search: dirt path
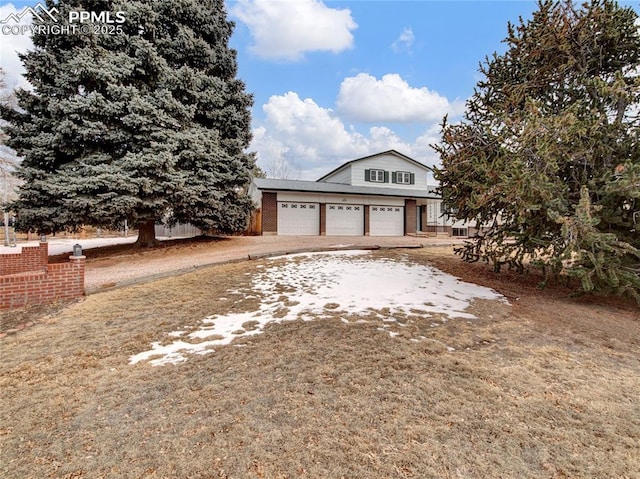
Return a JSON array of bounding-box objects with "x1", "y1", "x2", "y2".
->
[{"x1": 82, "y1": 235, "x2": 463, "y2": 293}]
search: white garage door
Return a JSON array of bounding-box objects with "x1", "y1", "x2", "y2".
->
[
  {"x1": 370, "y1": 206, "x2": 404, "y2": 236},
  {"x1": 277, "y1": 202, "x2": 319, "y2": 235},
  {"x1": 326, "y1": 204, "x2": 364, "y2": 236}
]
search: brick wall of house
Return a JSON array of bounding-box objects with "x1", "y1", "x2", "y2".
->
[
  {"x1": 319, "y1": 203, "x2": 326, "y2": 236},
  {"x1": 262, "y1": 192, "x2": 277, "y2": 235},
  {"x1": 0, "y1": 243, "x2": 85, "y2": 310},
  {"x1": 364, "y1": 205, "x2": 370, "y2": 236},
  {"x1": 425, "y1": 225, "x2": 452, "y2": 235},
  {"x1": 404, "y1": 199, "x2": 417, "y2": 235}
]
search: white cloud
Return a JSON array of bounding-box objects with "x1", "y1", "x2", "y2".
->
[
  {"x1": 391, "y1": 27, "x2": 414, "y2": 53},
  {"x1": 251, "y1": 91, "x2": 369, "y2": 178},
  {"x1": 250, "y1": 91, "x2": 446, "y2": 180},
  {"x1": 0, "y1": 3, "x2": 33, "y2": 91},
  {"x1": 336, "y1": 73, "x2": 465, "y2": 123},
  {"x1": 230, "y1": 0, "x2": 357, "y2": 61},
  {"x1": 367, "y1": 126, "x2": 412, "y2": 154}
]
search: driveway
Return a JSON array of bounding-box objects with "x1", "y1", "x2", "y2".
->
[{"x1": 84, "y1": 235, "x2": 464, "y2": 293}]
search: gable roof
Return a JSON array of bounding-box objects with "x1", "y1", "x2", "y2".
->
[
  {"x1": 317, "y1": 150, "x2": 432, "y2": 182},
  {"x1": 253, "y1": 178, "x2": 438, "y2": 199}
]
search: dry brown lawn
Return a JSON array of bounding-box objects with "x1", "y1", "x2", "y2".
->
[{"x1": 1, "y1": 248, "x2": 639, "y2": 479}]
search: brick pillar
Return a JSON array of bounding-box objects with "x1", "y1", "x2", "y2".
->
[
  {"x1": 364, "y1": 205, "x2": 370, "y2": 236},
  {"x1": 40, "y1": 241, "x2": 49, "y2": 269},
  {"x1": 405, "y1": 199, "x2": 417, "y2": 235},
  {"x1": 261, "y1": 192, "x2": 278, "y2": 235},
  {"x1": 319, "y1": 203, "x2": 326, "y2": 236},
  {"x1": 69, "y1": 255, "x2": 86, "y2": 296}
]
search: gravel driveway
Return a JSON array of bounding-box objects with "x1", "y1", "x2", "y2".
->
[{"x1": 84, "y1": 235, "x2": 462, "y2": 293}]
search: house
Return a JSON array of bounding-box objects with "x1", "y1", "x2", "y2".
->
[{"x1": 249, "y1": 150, "x2": 477, "y2": 237}]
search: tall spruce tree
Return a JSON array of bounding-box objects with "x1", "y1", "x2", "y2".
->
[
  {"x1": 1, "y1": 68, "x2": 21, "y2": 243},
  {"x1": 433, "y1": 0, "x2": 640, "y2": 300},
  {"x1": 1, "y1": 0, "x2": 255, "y2": 246}
]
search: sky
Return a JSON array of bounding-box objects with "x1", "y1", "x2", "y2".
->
[{"x1": 1, "y1": 0, "x2": 638, "y2": 180}]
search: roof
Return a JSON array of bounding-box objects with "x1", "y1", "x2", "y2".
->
[
  {"x1": 317, "y1": 150, "x2": 433, "y2": 182},
  {"x1": 252, "y1": 178, "x2": 439, "y2": 199}
]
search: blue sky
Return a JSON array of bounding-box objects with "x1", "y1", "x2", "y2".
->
[
  {"x1": 2, "y1": 0, "x2": 639, "y2": 179},
  {"x1": 227, "y1": 0, "x2": 544, "y2": 179}
]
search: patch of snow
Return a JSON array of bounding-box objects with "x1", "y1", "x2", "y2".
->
[
  {"x1": 0, "y1": 235, "x2": 194, "y2": 256},
  {"x1": 130, "y1": 251, "x2": 508, "y2": 366},
  {"x1": 129, "y1": 340, "x2": 216, "y2": 366},
  {"x1": 269, "y1": 250, "x2": 367, "y2": 261},
  {"x1": 378, "y1": 327, "x2": 400, "y2": 338}
]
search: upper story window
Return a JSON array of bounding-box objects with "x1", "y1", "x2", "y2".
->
[
  {"x1": 366, "y1": 169, "x2": 386, "y2": 183},
  {"x1": 365, "y1": 168, "x2": 417, "y2": 184},
  {"x1": 396, "y1": 171, "x2": 411, "y2": 184},
  {"x1": 392, "y1": 171, "x2": 415, "y2": 185}
]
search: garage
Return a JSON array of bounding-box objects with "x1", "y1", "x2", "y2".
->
[
  {"x1": 326, "y1": 204, "x2": 364, "y2": 236},
  {"x1": 370, "y1": 205, "x2": 404, "y2": 236},
  {"x1": 277, "y1": 202, "x2": 320, "y2": 235}
]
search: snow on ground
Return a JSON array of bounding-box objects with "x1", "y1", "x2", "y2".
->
[
  {"x1": 130, "y1": 250, "x2": 508, "y2": 366},
  {"x1": 0, "y1": 237, "x2": 137, "y2": 255},
  {"x1": 0, "y1": 236, "x2": 194, "y2": 255}
]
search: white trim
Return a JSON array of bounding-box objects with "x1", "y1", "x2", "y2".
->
[
  {"x1": 396, "y1": 171, "x2": 411, "y2": 184},
  {"x1": 370, "y1": 169, "x2": 385, "y2": 183},
  {"x1": 277, "y1": 192, "x2": 404, "y2": 207}
]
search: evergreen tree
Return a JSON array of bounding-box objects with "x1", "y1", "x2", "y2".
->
[
  {"x1": 433, "y1": 0, "x2": 640, "y2": 300},
  {"x1": 1, "y1": 0, "x2": 255, "y2": 246},
  {"x1": 1, "y1": 68, "x2": 22, "y2": 244}
]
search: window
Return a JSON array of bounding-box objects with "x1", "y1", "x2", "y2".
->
[
  {"x1": 395, "y1": 171, "x2": 412, "y2": 184},
  {"x1": 365, "y1": 169, "x2": 387, "y2": 183},
  {"x1": 369, "y1": 169, "x2": 385, "y2": 182}
]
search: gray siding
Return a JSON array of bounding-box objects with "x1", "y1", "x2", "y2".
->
[{"x1": 319, "y1": 165, "x2": 351, "y2": 184}]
